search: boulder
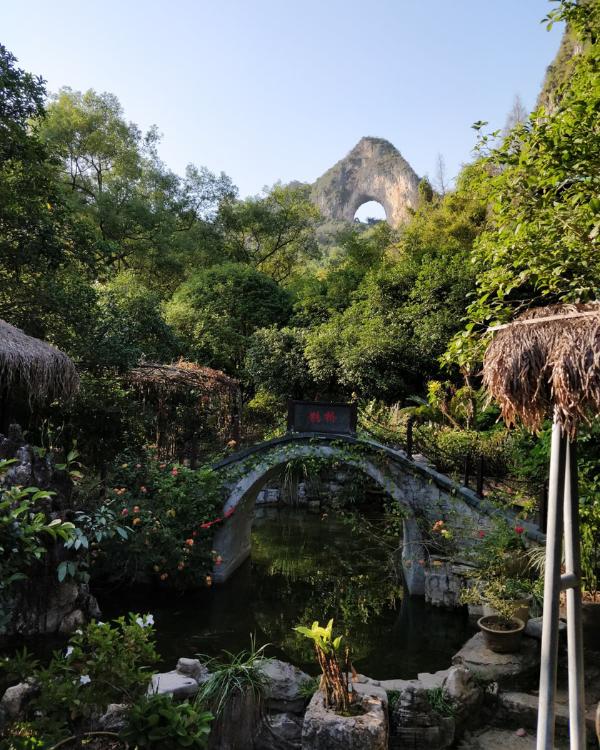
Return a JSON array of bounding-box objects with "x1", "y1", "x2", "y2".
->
[
  {"x1": 255, "y1": 712, "x2": 303, "y2": 750},
  {"x1": 259, "y1": 659, "x2": 312, "y2": 714},
  {"x1": 97, "y1": 703, "x2": 129, "y2": 732},
  {"x1": 176, "y1": 657, "x2": 209, "y2": 684},
  {"x1": 452, "y1": 633, "x2": 539, "y2": 689},
  {"x1": 524, "y1": 617, "x2": 566, "y2": 640},
  {"x1": 148, "y1": 671, "x2": 199, "y2": 699},
  {"x1": 302, "y1": 689, "x2": 388, "y2": 750},
  {"x1": 0, "y1": 679, "x2": 38, "y2": 723}
]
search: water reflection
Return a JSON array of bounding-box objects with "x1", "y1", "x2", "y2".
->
[{"x1": 99, "y1": 507, "x2": 471, "y2": 679}]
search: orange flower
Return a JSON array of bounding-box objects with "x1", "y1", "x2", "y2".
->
[
  {"x1": 185, "y1": 538, "x2": 194, "y2": 547},
  {"x1": 132, "y1": 517, "x2": 142, "y2": 526},
  {"x1": 160, "y1": 572, "x2": 168, "y2": 581}
]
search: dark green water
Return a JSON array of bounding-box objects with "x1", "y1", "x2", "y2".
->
[{"x1": 99, "y1": 507, "x2": 472, "y2": 679}]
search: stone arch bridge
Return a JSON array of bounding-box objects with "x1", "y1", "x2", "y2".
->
[{"x1": 211, "y1": 433, "x2": 544, "y2": 595}]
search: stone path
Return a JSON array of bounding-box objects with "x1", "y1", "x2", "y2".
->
[{"x1": 457, "y1": 728, "x2": 569, "y2": 750}]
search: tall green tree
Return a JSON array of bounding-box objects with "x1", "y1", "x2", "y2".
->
[
  {"x1": 447, "y1": 0, "x2": 600, "y2": 370},
  {"x1": 39, "y1": 88, "x2": 235, "y2": 282},
  {"x1": 218, "y1": 183, "x2": 321, "y2": 282},
  {"x1": 165, "y1": 263, "x2": 291, "y2": 374}
]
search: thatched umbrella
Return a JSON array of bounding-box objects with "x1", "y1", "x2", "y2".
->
[
  {"x1": 484, "y1": 302, "x2": 600, "y2": 750},
  {"x1": 0, "y1": 320, "x2": 79, "y2": 421}
]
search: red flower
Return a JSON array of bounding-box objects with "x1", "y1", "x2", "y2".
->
[
  {"x1": 185, "y1": 538, "x2": 194, "y2": 547},
  {"x1": 121, "y1": 508, "x2": 129, "y2": 516},
  {"x1": 477, "y1": 530, "x2": 486, "y2": 538},
  {"x1": 132, "y1": 505, "x2": 140, "y2": 514},
  {"x1": 171, "y1": 468, "x2": 179, "y2": 477},
  {"x1": 515, "y1": 526, "x2": 524, "y2": 534}
]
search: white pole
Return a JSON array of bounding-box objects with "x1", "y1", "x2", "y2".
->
[
  {"x1": 536, "y1": 415, "x2": 567, "y2": 750},
  {"x1": 563, "y1": 439, "x2": 586, "y2": 749}
]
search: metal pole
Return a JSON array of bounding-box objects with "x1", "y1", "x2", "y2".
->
[
  {"x1": 563, "y1": 439, "x2": 586, "y2": 750},
  {"x1": 537, "y1": 415, "x2": 568, "y2": 750}
]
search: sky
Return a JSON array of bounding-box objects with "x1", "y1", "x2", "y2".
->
[{"x1": 3, "y1": 1, "x2": 563, "y2": 215}]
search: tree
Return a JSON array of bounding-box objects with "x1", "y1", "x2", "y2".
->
[
  {"x1": 165, "y1": 263, "x2": 292, "y2": 374},
  {"x1": 218, "y1": 183, "x2": 321, "y2": 282},
  {"x1": 39, "y1": 88, "x2": 235, "y2": 277},
  {"x1": 0, "y1": 46, "x2": 91, "y2": 335},
  {"x1": 446, "y1": 0, "x2": 600, "y2": 370},
  {"x1": 502, "y1": 94, "x2": 528, "y2": 135},
  {"x1": 434, "y1": 153, "x2": 448, "y2": 196},
  {"x1": 245, "y1": 327, "x2": 313, "y2": 400}
]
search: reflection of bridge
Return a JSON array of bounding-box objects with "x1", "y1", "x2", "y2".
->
[{"x1": 212, "y1": 433, "x2": 544, "y2": 594}]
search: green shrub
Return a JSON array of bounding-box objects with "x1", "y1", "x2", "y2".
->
[
  {"x1": 27, "y1": 614, "x2": 158, "y2": 741},
  {"x1": 122, "y1": 694, "x2": 213, "y2": 749}
]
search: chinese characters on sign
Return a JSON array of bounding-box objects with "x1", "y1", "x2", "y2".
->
[{"x1": 287, "y1": 401, "x2": 357, "y2": 435}]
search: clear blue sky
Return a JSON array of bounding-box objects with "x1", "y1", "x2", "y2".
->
[{"x1": 3, "y1": 1, "x2": 563, "y2": 204}]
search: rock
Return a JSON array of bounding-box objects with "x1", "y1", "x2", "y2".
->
[
  {"x1": 452, "y1": 633, "x2": 539, "y2": 689},
  {"x1": 255, "y1": 712, "x2": 303, "y2": 750},
  {"x1": 389, "y1": 682, "x2": 455, "y2": 749},
  {"x1": 302, "y1": 689, "x2": 388, "y2": 750},
  {"x1": 311, "y1": 137, "x2": 420, "y2": 227},
  {"x1": 418, "y1": 669, "x2": 451, "y2": 690},
  {"x1": 444, "y1": 667, "x2": 481, "y2": 707},
  {"x1": 259, "y1": 659, "x2": 311, "y2": 714},
  {"x1": 59, "y1": 608, "x2": 86, "y2": 633},
  {"x1": 148, "y1": 671, "x2": 199, "y2": 699},
  {"x1": 524, "y1": 616, "x2": 566, "y2": 640},
  {"x1": 97, "y1": 703, "x2": 129, "y2": 732},
  {"x1": 0, "y1": 679, "x2": 38, "y2": 723},
  {"x1": 497, "y1": 691, "x2": 598, "y2": 737},
  {"x1": 176, "y1": 657, "x2": 209, "y2": 684},
  {"x1": 596, "y1": 701, "x2": 600, "y2": 745}
]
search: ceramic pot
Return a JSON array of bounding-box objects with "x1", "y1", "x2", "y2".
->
[{"x1": 478, "y1": 615, "x2": 525, "y2": 654}]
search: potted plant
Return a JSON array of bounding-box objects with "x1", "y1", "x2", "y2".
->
[
  {"x1": 294, "y1": 619, "x2": 388, "y2": 750},
  {"x1": 461, "y1": 577, "x2": 532, "y2": 652}
]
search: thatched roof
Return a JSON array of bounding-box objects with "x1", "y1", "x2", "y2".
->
[
  {"x1": 129, "y1": 360, "x2": 239, "y2": 396},
  {"x1": 483, "y1": 303, "x2": 600, "y2": 436},
  {"x1": 0, "y1": 319, "x2": 79, "y2": 402}
]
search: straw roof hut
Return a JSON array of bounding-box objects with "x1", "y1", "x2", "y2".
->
[
  {"x1": 0, "y1": 319, "x2": 79, "y2": 404},
  {"x1": 483, "y1": 302, "x2": 600, "y2": 437},
  {"x1": 129, "y1": 360, "x2": 241, "y2": 462}
]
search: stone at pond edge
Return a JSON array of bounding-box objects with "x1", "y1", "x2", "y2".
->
[
  {"x1": 176, "y1": 657, "x2": 209, "y2": 684},
  {"x1": 389, "y1": 682, "x2": 455, "y2": 750},
  {"x1": 255, "y1": 712, "x2": 303, "y2": 750},
  {"x1": 302, "y1": 689, "x2": 388, "y2": 750},
  {"x1": 148, "y1": 671, "x2": 199, "y2": 698},
  {"x1": 259, "y1": 658, "x2": 312, "y2": 714},
  {"x1": 452, "y1": 633, "x2": 539, "y2": 689},
  {"x1": 0, "y1": 679, "x2": 38, "y2": 725}
]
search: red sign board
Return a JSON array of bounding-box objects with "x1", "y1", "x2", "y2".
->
[{"x1": 287, "y1": 401, "x2": 357, "y2": 435}]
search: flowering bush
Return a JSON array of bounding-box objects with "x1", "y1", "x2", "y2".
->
[{"x1": 100, "y1": 453, "x2": 227, "y2": 588}]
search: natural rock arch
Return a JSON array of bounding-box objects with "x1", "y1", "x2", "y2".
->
[
  {"x1": 211, "y1": 435, "x2": 545, "y2": 595},
  {"x1": 311, "y1": 137, "x2": 420, "y2": 227}
]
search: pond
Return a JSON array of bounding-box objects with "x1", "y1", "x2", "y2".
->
[{"x1": 99, "y1": 506, "x2": 472, "y2": 679}]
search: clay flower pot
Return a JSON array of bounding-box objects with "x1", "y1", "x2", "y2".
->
[{"x1": 477, "y1": 615, "x2": 525, "y2": 654}]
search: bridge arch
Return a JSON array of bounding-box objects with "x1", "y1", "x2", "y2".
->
[{"x1": 211, "y1": 434, "x2": 545, "y2": 595}]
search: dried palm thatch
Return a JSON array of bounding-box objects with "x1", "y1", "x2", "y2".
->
[
  {"x1": 483, "y1": 303, "x2": 600, "y2": 436},
  {"x1": 0, "y1": 319, "x2": 79, "y2": 403},
  {"x1": 129, "y1": 360, "x2": 239, "y2": 396}
]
